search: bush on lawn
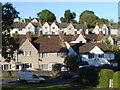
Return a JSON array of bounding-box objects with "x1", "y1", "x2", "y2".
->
[
  {"x1": 113, "y1": 71, "x2": 120, "y2": 89},
  {"x1": 97, "y1": 69, "x2": 114, "y2": 88},
  {"x1": 79, "y1": 67, "x2": 99, "y2": 87}
]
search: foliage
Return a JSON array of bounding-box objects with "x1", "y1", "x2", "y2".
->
[
  {"x1": 2, "y1": 2, "x2": 19, "y2": 62},
  {"x1": 2, "y1": 35, "x2": 19, "y2": 62},
  {"x1": 112, "y1": 45, "x2": 119, "y2": 52},
  {"x1": 97, "y1": 69, "x2": 114, "y2": 88},
  {"x1": 79, "y1": 67, "x2": 99, "y2": 87},
  {"x1": 79, "y1": 10, "x2": 99, "y2": 26},
  {"x1": 60, "y1": 9, "x2": 76, "y2": 23},
  {"x1": 113, "y1": 71, "x2": 120, "y2": 89},
  {"x1": 2, "y1": 2, "x2": 19, "y2": 32},
  {"x1": 79, "y1": 10, "x2": 110, "y2": 27},
  {"x1": 64, "y1": 55, "x2": 80, "y2": 72},
  {"x1": 104, "y1": 36, "x2": 120, "y2": 52},
  {"x1": 92, "y1": 18, "x2": 110, "y2": 26},
  {"x1": 52, "y1": 63, "x2": 63, "y2": 71},
  {"x1": 37, "y1": 9, "x2": 56, "y2": 22}
]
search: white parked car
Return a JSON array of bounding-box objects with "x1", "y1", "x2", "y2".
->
[{"x1": 17, "y1": 70, "x2": 45, "y2": 83}]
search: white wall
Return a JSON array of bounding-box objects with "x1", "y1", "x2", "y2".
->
[
  {"x1": 42, "y1": 22, "x2": 50, "y2": 34},
  {"x1": 50, "y1": 22, "x2": 59, "y2": 34}
]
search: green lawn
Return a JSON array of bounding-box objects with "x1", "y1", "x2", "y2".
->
[{"x1": 1, "y1": 84, "x2": 103, "y2": 90}]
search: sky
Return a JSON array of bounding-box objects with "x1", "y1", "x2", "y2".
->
[{"x1": 5, "y1": 2, "x2": 118, "y2": 23}]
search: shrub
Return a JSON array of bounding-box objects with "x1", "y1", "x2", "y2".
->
[
  {"x1": 79, "y1": 67, "x2": 99, "y2": 86},
  {"x1": 97, "y1": 69, "x2": 114, "y2": 88},
  {"x1": 113, "y1": 71, "x2": 120, "y2": 89},
  {"x1": 52, "y1": 63, "x2": 63, "y2": 71}
]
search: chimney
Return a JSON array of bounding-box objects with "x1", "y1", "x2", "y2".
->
[
  {"x1": 96, "y1": 22, "x2": 99, "y2": 25},
  {"x1": 58, "y1": 31, "x2": 64, "y2": 41},
  {"x1": 39, "y1": 30, "x2": 43, "y2": 36},
  {"x1": 99, "y1": 31, "x2": 103, "y2": 35},
  {"x1": 70, "y1": 21, "x2": 73, "y2": 24},
  {"x1": 54, "y1": 20, "x2": 57, "y2": 23},
  {"x1": 80, "y1": 30, "x2": 84, "y2": 36},
  {"x1": 84, "y1": 22, "x2": 87, "y2": 25},
  {"x1": 26, "y1": 31, "x2": 33, "y2": 41},
  {"x1": 74, "y1": 31, "x2": 77, "y2": 36},
  {"x1": 109, "y1": 22, "x2": 111, "y2": 26},
  {"x1": 29, "y1": 16, "x2": 31, "y2": 20}
]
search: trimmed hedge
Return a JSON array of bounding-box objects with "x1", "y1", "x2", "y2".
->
[
  {"x1": 97, "y1": 69, "x2": 114, "y2": 88},
  {"x1": 79, "y1": 67, "x2": 99, "y2": 87},
  {"x1": 113, "y1": 71, "x2": 120, "y2": 89}
]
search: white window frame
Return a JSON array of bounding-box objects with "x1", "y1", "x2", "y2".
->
[{"x1": 39, "y1": 53, "x2": 48, "y2": 58}]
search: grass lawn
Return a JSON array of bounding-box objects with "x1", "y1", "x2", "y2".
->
[{"x1": 1, "y1": 84, "x2": 103, "y2": 90}]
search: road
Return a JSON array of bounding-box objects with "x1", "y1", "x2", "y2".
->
[{"x1": 1, "y1": 76, "x2": 74, "y2": 85}]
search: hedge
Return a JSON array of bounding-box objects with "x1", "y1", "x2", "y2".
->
[
  {"x1": 79, "y1": 67, "x2": 99, "y2": 87},
  {"x1": 113, "y1": 71, "x2": 120, "y2": 89},
  {"x1": 97, "y1": 69, "x2": 114, "y2": 88}
]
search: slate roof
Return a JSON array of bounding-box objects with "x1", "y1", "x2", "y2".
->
[
  {"x1": 12, "y1": 22, "x2": 28, "y2": 28},
  {"x1": 31, "y1": 22, "x2": 41, "y2": 27},
  {"x1": 73, "y1": 24, "x2": 88, "y2": 29},
  {"x1": 57, "y1": 23, "x2": 68, "y2": 28}
]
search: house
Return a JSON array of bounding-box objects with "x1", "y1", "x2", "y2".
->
[
  {"x1": 10, "y1": 22, "x2": 41, "y2": 36},
  {"x1": 50, "y1": 21, "x2": 59, "y2": 35},
  {"x1": 93, "y1": 24, "x2": 110, "y2": 35},
  {"x1": 110, "y1": 24, "x2": 118, "y2": 35},
  {"x1": 1, "y1": 34, "x2": 68, "y2": 71},
  {"x1": 41, "y1": 22, "x2": 51, "y2": 35},
  {"x1": 70, "y1": 42, "x2": 117, "y2": 66}
]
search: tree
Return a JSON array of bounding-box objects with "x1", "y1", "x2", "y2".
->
[
  {"x1": 92, "y1": 18, "x2": 110, "y2": 26},
  {"x1": 2, "y1": 2, "x2": 19, "y2": 33},
  {"x1": 60, "y1": 9, "x2": 76, "y2": 23},
  {"x1": 79, "y1": 10, "x2": 99, "y2": 26},
  {"x1": 37, "y1": 9, "x2": 56, "y2": 22},
  {"x1": 52, "y1": 63, "x2": 63, "y2": 71},
  {"x1": 64, "y1": 55, "x2": 80, "y2": 71},
  {"x1": 2, "y1": 2, "x2": 20, "y2": 62}
]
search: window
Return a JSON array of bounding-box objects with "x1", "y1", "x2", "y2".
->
[
  {"x1": 18, "y1": 28, "x2": 22, "y2": 31},
  {"x1": 57, "y1": 52, "x2": 67, "y2": 58},
  {"x1": 45, "y1": 32, "x2": 48, "y2": 34},
  {"x1": 16, "y1": 65, "x2": 19, "y2": 70},
  {"x1": 1, "y1": 65, "x2": 3, "y2": 70},
  {"x1": 24, "y1": 51, "x2": 28, "y2": 56},
  {"x1": 33, "y1": 75, "x2": 39, "y2": 78},
  {"x1": 28, "y1": 27, "x2": 31, "y2": 30},
  {"x1": 24, "y1": 51, "x2": 32, "y2": 56},
  {"x1": 99, "y1": 54, "x2": 104, "y2": 58},
  {"x1": 39, "y1": 53, "x2": 48, "y2": 58},
  {"x1": 45, "y1": 27, "x2": 47, "y2": 29},
  {"x1": 69, "y1": 28, "x2": 71, "y2": 30},
  {"x1": 29, "y1": 51, "x2": 32, "y2": 56},
  {"x1": 89, "y1": 54, "x2": 94, "y2": 58},
  {"x1": 4, "y1": 64, "x2": 8, "y2": 70},
  {"x1": 39, "y1": 64, "x2": 48, "y2": 70},
  {"x1": 52, "y1": 27, "x2": 55, "y2": 29},
  {"x1": 52, "y1": 32, "x2": 55, "y2": 34}
]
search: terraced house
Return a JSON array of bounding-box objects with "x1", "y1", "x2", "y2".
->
[{"x1": 1, "y1": 31, "x2": 119, "y2": 71}]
